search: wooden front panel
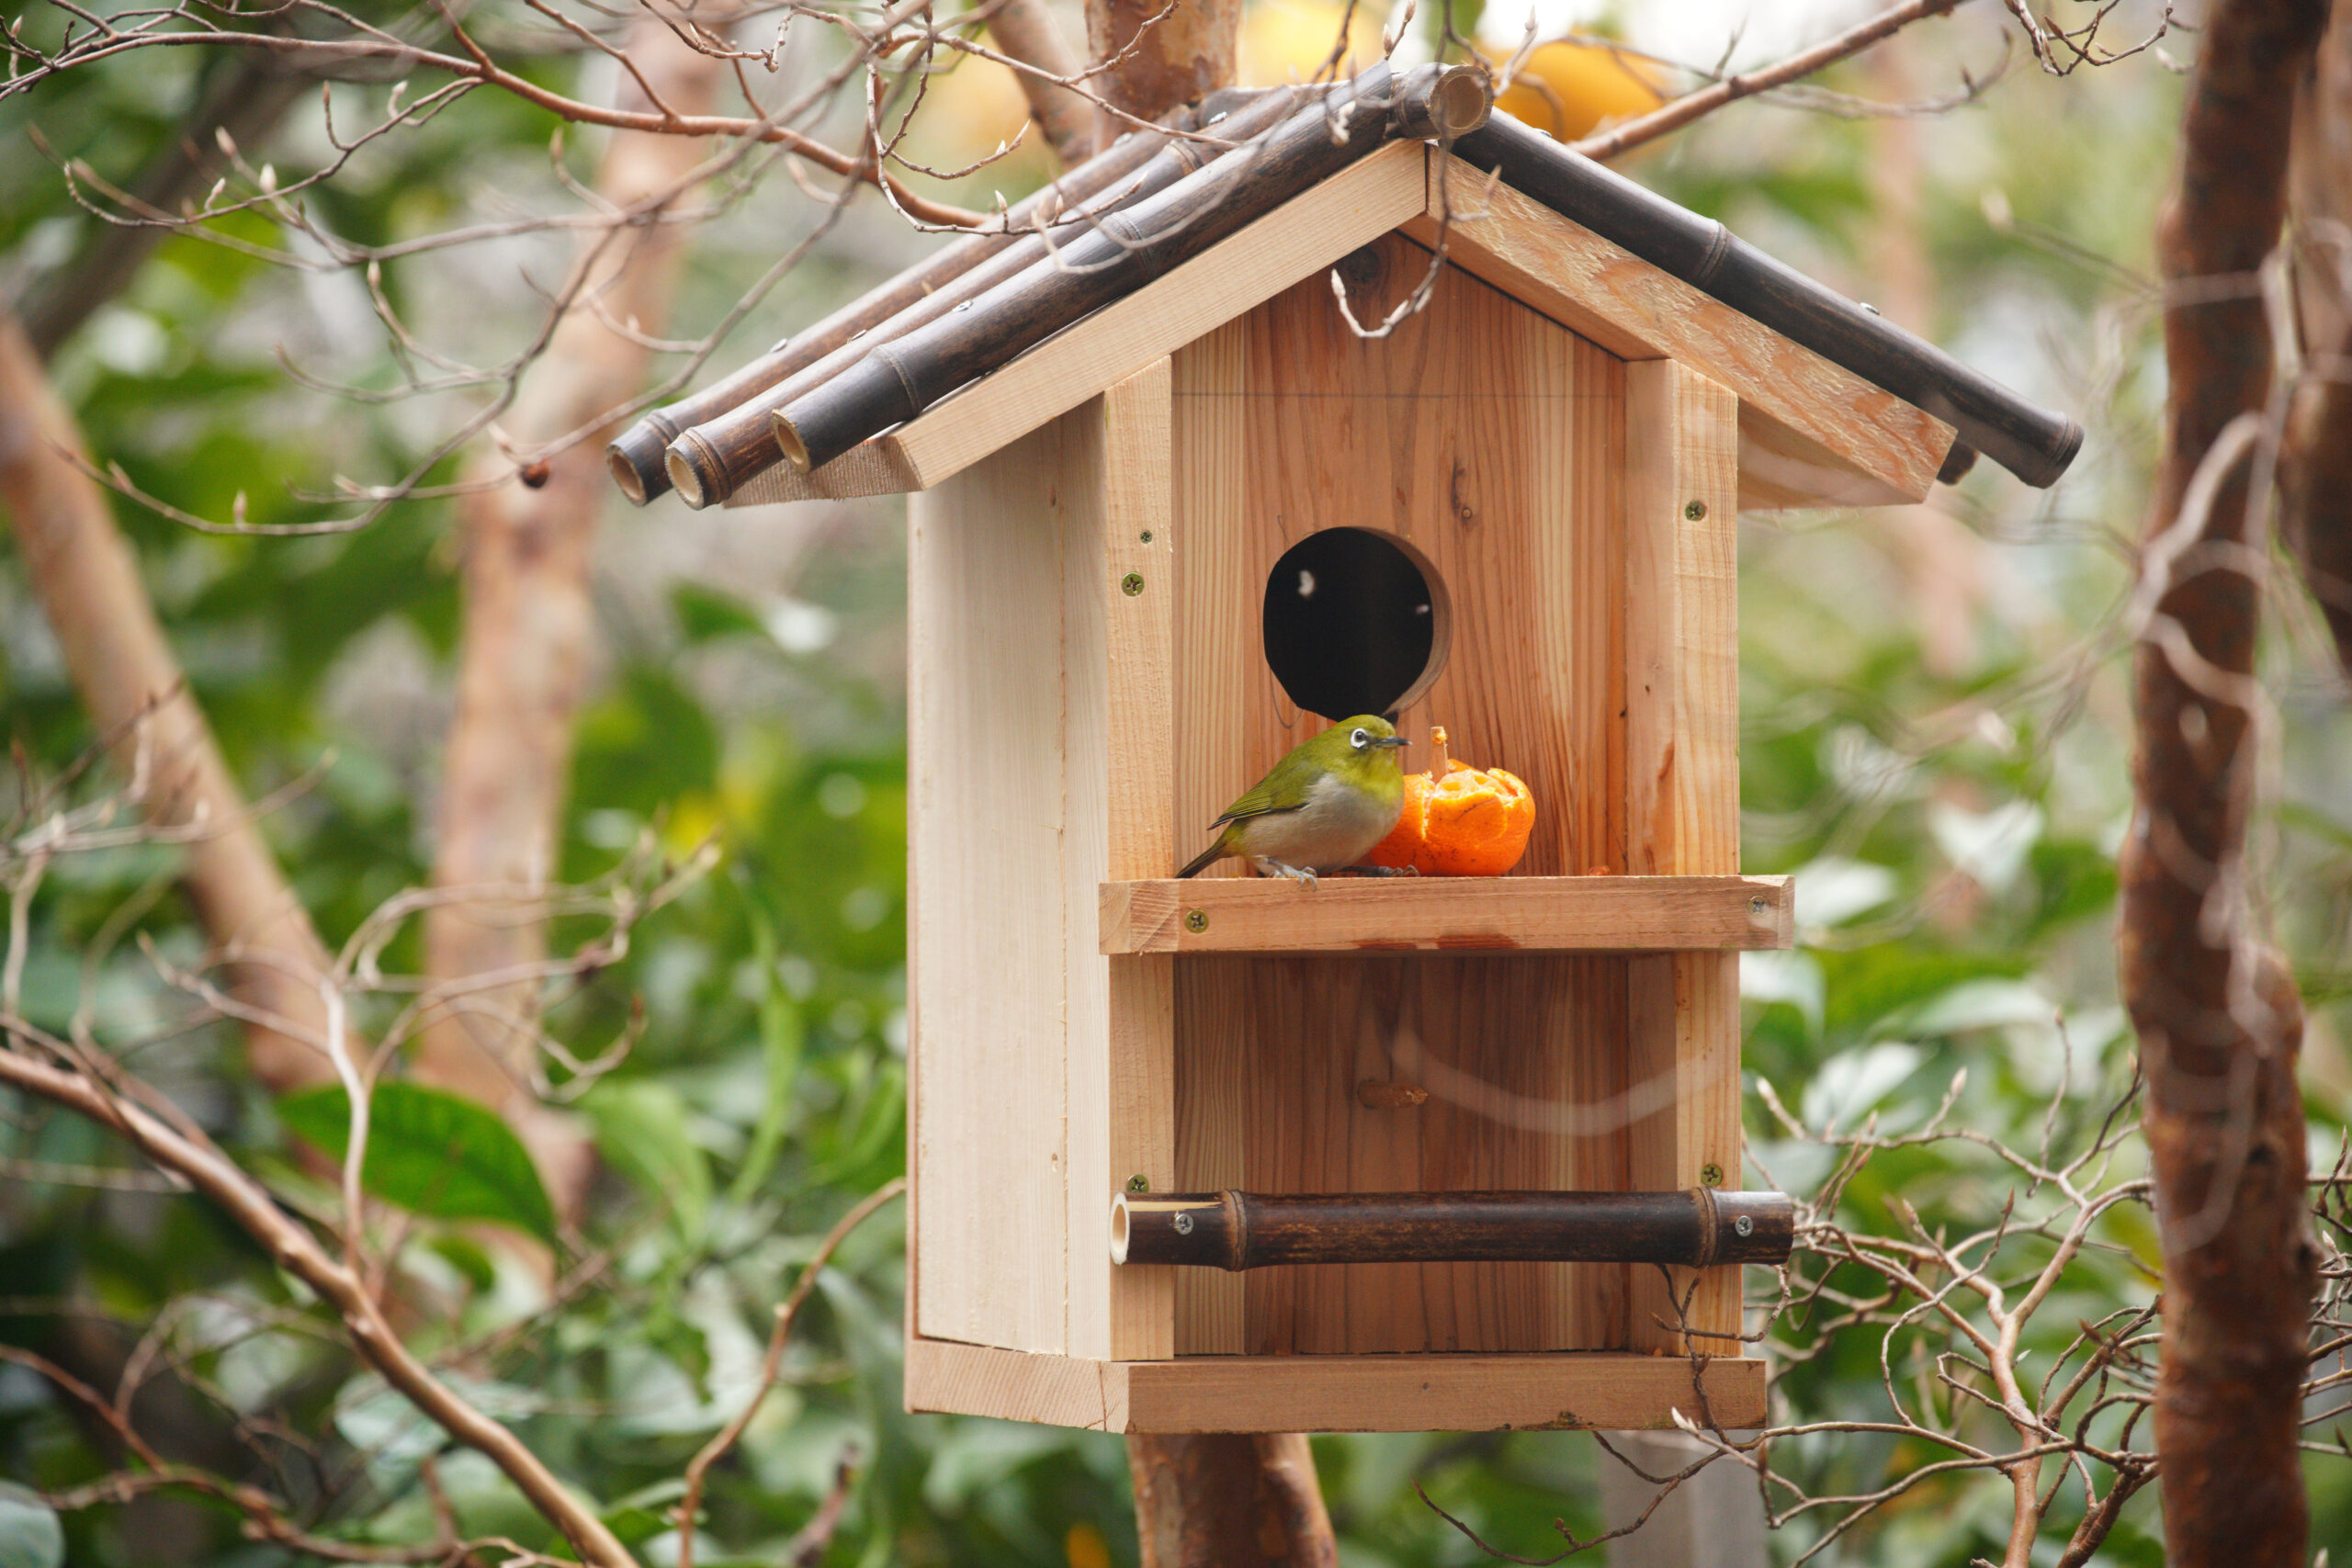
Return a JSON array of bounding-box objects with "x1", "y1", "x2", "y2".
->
[
  {"x1": 909, "y1": 407, "x2": 1110, "y2": 1355},
  {"x1": 1168, "y1": 235, "x2": 1635, "y2": 1355}
]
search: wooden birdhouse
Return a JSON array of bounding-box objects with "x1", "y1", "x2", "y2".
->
[{"x1": 609, "y1": 65, "x2": 2079, "y2": 1435}]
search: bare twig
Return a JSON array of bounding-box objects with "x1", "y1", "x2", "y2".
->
[
  {"x1": 1573, "y1": 0, "x2": 1976, "y2": 162},
  {"x1": 674, "y1": 1177, "x2": 905, "y2": 1568}
]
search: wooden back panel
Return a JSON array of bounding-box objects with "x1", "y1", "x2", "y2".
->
[{"x1": 1168, "y1": 236, "x2": 1639, "y2": 1355}]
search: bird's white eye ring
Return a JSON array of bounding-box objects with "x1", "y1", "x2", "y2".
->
[{"x1": 1351, "y1": 728, "x2": 1370, "y2": 750}]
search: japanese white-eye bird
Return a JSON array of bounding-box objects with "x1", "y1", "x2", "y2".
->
[{"x1": 1177, "y1": 715, "x2": 1411, "y2": 886}]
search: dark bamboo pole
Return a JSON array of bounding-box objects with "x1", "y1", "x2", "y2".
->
[
  {"x1": 1453, "y1": 111, "x2": 2080, "y2": 489},
  {"x1": 661, "y1": 84, "x2": 1306, "y2": 508},
  {"x1": 605, "y1": 94, "x2": 1254, "y2": 505},
  {"x1": 1111, "y1": 1189, "x2": 1794, "y2": 1271},
  {"x1": 766, "y1": 61, "x2": 1492, "y2": 479}
]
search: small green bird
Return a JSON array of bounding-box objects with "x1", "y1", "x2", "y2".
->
[{"x1": 1177, "y1": 715, "x2": 1411, "y2": 886}]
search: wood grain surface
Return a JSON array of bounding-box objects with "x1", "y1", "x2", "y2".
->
[
  {"x1": 1411, "y1": 151, "x2": 1952, "y2": 510},
  {"x1": 1102, "y1": 874, "x2": 1792, "y2": 953},
  {"x1": 908, "y1": 411, "x2": 1102, "y2": 1354},
  {"x1": 1169, "y1": 235, "x2": 1634, "y2": 1357},
  {"x1": 1623, "y1": 359, "x2": 1745, "y2": 1356},
  {"x1": 903, "y1": 1336, "x2": 1769, "y2": 1432}
]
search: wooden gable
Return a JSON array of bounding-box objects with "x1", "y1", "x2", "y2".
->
[{"x1": 722, "y1": 139, "x2": 1956, "y2": 515}]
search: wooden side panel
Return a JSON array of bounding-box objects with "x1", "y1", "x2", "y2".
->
[
  {"x1": 1169, "y1": 321, "x2": 1251, "y2": 1355},
  {"x1": 905, "y1": 1337, "x2": 1123, "y2": 1431},
  {"x1": 1622, "y1": 360, "x2": 1744, "y2": 1357},
  {"x1": 909, "y1": 411, "x2": 1102, "y2": 1354},
  {"x1": 1170, "y1": 235, "x2": 1630, "y2": 1356},
  {"x1": 1071, "y1": 361, "x2": 1179, "y2": 1362}
]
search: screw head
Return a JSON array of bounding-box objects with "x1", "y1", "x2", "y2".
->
[
  {"x1": 1700, "y1": 1163, "x2": 1724, "y2": 1188},
  {"x1": 1734, "y1": 1213, "x2": 1754, "y2": 1237},
  {"x1": 1172, "y1": 1212, "x2": 1194, "y2": 1235},
  {"x1": 1121, "y1": 572, "x2": 1145, "y2": 597},
  {"x1": 1139, "y1": 530, "x2": 1154, "y2": 544},
  {"x1": 1684, "y1": 500, "x2": 1708, "y2": 522},
  {"x1": 1126, "y1": 1174, "x2": 1149, "y2": 1192},
  {"x1": 1749, "y1": 896, "x2": 1769, "y2": 916},
  {"x1": 1184, "y1": 908, "x2": 1208, "y2": 933}
]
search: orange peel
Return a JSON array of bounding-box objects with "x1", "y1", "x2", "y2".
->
[{"x1": 1363, "y1": 726, "x2": 1537, "y2": 876}]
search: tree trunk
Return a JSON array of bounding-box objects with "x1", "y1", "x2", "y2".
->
[
  {"x1": 1085, "y1": 0, "x2": 1241, "y2": 138},
  {"x1": 415, "y1": 20, "x2": 720, "y2": 1215},
  {"x1": 0, "y1": 313, "x2": 337, "y2": 1095},
  {"x1": 1069, "y1": 0, "x2": 1335, "y2": 1555},
  {"x1": 2281, "y1": 0, "x2": 2352, "y2": 673},
  {"x1": 2120, "y1": 3, "x2": 2326, "y2": 1565},
  {"x1": 1128, "y1": 1432, "x2": 1337, "y2": 1568}
]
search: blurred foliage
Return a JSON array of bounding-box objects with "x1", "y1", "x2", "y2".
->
[{"x1": 4, "y1": 0, "x2": 2352, "y2": 1564}]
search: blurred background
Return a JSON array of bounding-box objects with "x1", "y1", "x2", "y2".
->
[{"x1": 5, "y1": 0, "x2": 2348, "y2": 1562}]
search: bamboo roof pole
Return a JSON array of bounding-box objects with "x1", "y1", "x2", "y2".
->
[
  {"x1": 606, "y1": 99, "x2": 1216, "y2": 505},
  {"x1": 662, "y1": 83, "x2": 1309, "y2": 507},
  {"x1": 766, "y1": 62, "x2": 1491, "y2": 478}
]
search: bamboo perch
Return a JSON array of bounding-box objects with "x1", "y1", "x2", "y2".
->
[
  {"x1": 660, "y1": 85, "x2": 1307, "y2": 508},
  {"x1": 767, "y1": 61, "x2": 1492, "y2": 478},
  {"x1": 606, "y1": 92, "x2": 1258, "y2": 505},
  {"x1": 1110, "y1": 1189, "x2": 1795, "y2": 1271}
]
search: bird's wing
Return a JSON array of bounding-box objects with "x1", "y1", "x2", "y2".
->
[{"x1": 1208, "y1": 779, "x2": 1304, "y2": 828}]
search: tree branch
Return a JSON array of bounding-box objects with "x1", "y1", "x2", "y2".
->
[
  {"x1": 1572, "y1": 0, "x2": 1975, "y2": 163},
  {"x1": 0, "y1": 311, "x2": 335, "y2": 1093},
  {"x1": 981, "y1": 0, "x2": 1097, "y2": 164},
  {"x1": 414, "y1": 15, "x2": 720, "y2": 1215},
  {"x1": 2119, "y1": 4, "x2": 2327, "y2": 1566},
  {"x1": 2279, "y1": 0, "x2": 2352, "y2": 675},
  {"x1": 675, "y1": 1177, "x2": 905, "y2": 1568},
  {"x1": 7, "y1": 12, "x2": 986, "y2": 229},
  {"x1": 0, "y1": 1044, "x2": 635, "y2": 1568}
]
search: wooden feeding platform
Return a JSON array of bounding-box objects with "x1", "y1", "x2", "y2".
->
[
  {"x1": 1100, "y1": 874, "x2": 1793, "y2": 954},
  {"x1": 609, "y1": 65, "x2": 2079, "y2": 1436}
]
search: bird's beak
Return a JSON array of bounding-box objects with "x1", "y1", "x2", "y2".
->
[{"x1": 1375, "y1": 736, "x2": 1410, "y2": 749}]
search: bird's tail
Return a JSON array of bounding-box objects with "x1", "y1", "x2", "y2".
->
[{"x1": 1176, "y1": 840, "x2": 1226, "y2": 879}]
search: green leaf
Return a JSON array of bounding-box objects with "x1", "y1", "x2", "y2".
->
[
  {"x1": 0, "y1": 1483, "x2": 63, "y2": 1568},
  {"x1": 279, "y1": 1081, "x2": 557, "y2": 1246},
  {"x1": 729, "y1": 903, "x2": 803, "y2": 1207},
  {"x1": 583, "y1": 1079, "x2": 712, "y2": 1245}
]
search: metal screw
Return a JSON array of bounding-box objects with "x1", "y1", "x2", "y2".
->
[
  {"x1": 1684, "y1": 500, "x2": 1708, "y2": 522},
  {"x1": 1121, "y1": 572, "x2": 1145, "y2": 596},
  {"x1": 1700, "y1": 1163, "x2": 1724, "y2": 1188},
  {"x1": 1184, "y1": 908, "x2": 1208, "y2": 932},
  {"x1": 1139, "y1": 530, "x2": 1153, "y2": 544},
  {"x1": 1172, "y1": 1212, "x2": 1194, "y2": 1234},
  {"x1": 1749, "y1": 896, "x2": 1769, "y2": 916},
  {"x1": 1734, "y1": 1213, "x2": 1754, "y2": 1237},
  {"x1": 1126, "y1": 1174, "x2": 1149, "y2": 1192}
]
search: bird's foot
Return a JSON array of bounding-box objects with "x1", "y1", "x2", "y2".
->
[
  {"x1": 1252, "y1": 857, "x2": 1318, "y2": 889},
  {"x1": 1342, "y1": 864, "x2": 1419, "y2": 877}
]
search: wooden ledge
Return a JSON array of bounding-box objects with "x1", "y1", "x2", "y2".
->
[
  {"x1": 905, "y1": 1337, "x2": 1767, "y2": 1432},
  {"x1": 1099, "y1": 874, "x2": 1792, "y2": 955}
]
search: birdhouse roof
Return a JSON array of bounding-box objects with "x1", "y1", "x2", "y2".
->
[{"x1": 611, "y1": 67, "x2": 2079, "y2": 514}]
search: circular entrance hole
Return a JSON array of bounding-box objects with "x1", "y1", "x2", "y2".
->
[{"x1": 1261, "y1": 528, "x2": 1452, "y2": 721}]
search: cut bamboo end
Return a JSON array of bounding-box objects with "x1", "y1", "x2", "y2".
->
[
  {"x1": 664, "y1": 433, "x2": 721, "y2": 509},
  {"x1": 1111, "y1": 1189, "x2": 1795, "y2": 1271},
  {"x1": 607, "y1": 421, "x2": 673, "y2": 506},
  {"x1": 773, "y1": 408, "x2": 813, "y2": 474},
  {"x1": 1393, "y1": 62, "x2": 1494, "y2": 143}
]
